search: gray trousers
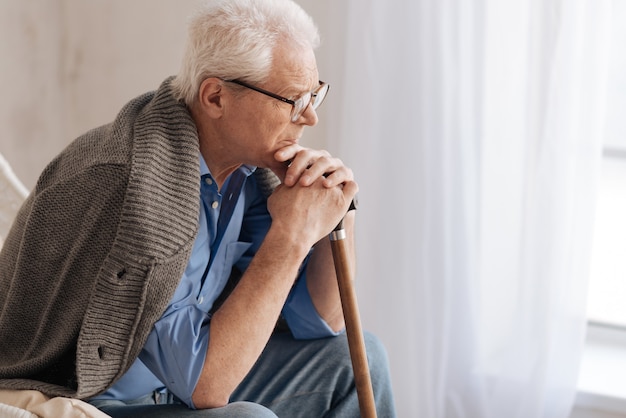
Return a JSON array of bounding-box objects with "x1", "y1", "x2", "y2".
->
[{"x1": 89, "y1": 331, "x2": 396, "y2": 418}]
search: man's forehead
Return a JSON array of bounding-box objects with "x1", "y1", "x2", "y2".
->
[{"x1": 269, "y1": 46, "x2": 318, "y2": 91}]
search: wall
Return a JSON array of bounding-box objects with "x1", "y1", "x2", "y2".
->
[
  {"x1": 0, "y1": 0, "x2": 192, "y2": 188},
  {"x1": 0, "y1": 0, "x2": 331, "y2": 191},
  {"x1": 1, "y1": 0, "x2": 65, "y2": 190}
]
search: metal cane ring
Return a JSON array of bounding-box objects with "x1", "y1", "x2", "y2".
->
[{"x1": 329, "y1": 229, "x2": 347, "y2": 241}]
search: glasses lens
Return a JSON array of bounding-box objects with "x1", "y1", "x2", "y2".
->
[
  {"x1": 290, "y1": 83, "x2": 329, "y2": 122},
  {"x1": 290, "y1": 92, "x2": 311, "y2": 122},
  {"x1": 311, "y1": 83, "x2": 329, "y2": 110}
]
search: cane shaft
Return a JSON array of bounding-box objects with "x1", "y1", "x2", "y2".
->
[{"x1": 330, "y1": 234, "x2": 377, "y2": 418}]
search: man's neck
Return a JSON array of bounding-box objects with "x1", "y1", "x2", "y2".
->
[{"x1": 191, "y1": 105, "x2": 240, "y2": 189}]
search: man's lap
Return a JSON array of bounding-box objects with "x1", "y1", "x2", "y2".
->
[
  {"x1": 93, "y1": 401, "x2": 277, "y2": 418},
  {"x1": 91, "y1": 331, "x2": 395, "y2": 418}
]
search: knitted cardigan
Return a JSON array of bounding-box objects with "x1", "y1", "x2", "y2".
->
[{"x1": 0, "y1": 78, "x2": 218, "y2": 399}]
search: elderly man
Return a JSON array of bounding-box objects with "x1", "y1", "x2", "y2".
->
[{"x1": 0, "y1": 0, "x2": 396, "y2": 416}]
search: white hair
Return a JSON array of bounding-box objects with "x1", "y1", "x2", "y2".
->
[{"x1": 171, "y1": 0, "x2": 320, "y2": 106}]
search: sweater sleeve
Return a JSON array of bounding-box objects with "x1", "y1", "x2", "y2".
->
[{"x1": 0, "y1": 162, "x2": 128, "y2": 392}]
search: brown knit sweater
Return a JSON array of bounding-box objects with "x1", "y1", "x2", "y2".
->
[{"x1": 0, "y1": 78, "x2": 203, "y2": 399}]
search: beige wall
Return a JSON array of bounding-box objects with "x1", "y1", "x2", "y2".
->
[{"x1": 0, "y1": 0, "x2": 331, "y2": 190}]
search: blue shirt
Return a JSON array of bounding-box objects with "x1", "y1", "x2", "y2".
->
[{"x1": 93, "y1": 156, "x2": 339, "y2": 407}]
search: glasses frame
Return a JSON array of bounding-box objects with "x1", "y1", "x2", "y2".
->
[{"x1": 225, "y1": 79, "x2": 329, "y2": 122}]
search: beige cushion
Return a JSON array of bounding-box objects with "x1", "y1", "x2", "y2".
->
[{"x1": 0, "y1": 390, "x2": 111, "y2": 418}]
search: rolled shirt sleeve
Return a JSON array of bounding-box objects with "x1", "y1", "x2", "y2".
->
[{"x1": 282, "y1": 270, "x2": 343, "y2": 339}]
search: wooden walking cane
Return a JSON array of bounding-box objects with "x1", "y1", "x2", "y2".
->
[
  {"x1": 330, "y1": 200, "x2": 378, "y2": 418},
  {"x1": 255, "y1": 167, "x2": 377, "y2": 417}
]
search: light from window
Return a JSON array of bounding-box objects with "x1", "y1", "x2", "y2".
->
[
  {"x1": 586, "y1": 0, "x2": 626, "y2": 327},
  {"x1": 588, "y1": 158, "x2": 626, "y2": 326}
]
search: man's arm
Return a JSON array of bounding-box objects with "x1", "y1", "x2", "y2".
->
[
  {"x1": 193, "y1": 223, "x2": 311, "y2": 409},
  {"x1": 192, "y1": 168, "x2": 357, "y2": 409},
  {"x1": 278, "y1": 146, "x2": 357, "y2": 334}
]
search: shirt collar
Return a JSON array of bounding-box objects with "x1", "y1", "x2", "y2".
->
[{"x1": 199, "y1": 154, "x2": 257, "y2": 179}]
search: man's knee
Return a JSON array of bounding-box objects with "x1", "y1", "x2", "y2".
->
[
  {"x1": 216, "y1": 401, "x2": 277, "y2": 417},
  {"x1": 364, "y1": 330, "x2": 392, "y2": 379},
  {"x1": 323, "y1": 331, "x2": 391, "y2": 377}
]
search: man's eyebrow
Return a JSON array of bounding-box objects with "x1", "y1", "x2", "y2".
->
[{"x1": 293, "y1": 81, "x2": 320, "y2": 96}]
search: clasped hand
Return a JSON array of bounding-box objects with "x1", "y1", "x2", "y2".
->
[{"x1": 267, "y1": 145, "x2": 358, "y2": 247}]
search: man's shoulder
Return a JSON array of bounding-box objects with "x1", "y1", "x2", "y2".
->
[{"x1": 33, "y1": 123, "x2": 132, "y2": 196}]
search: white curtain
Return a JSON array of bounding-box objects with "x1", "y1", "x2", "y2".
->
[{"x1": 319, "y1": 0, "x2": 612, "y2": 416}]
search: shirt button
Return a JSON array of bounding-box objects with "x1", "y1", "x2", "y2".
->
[
  {"x1": 205, "y1": 177, "x2": 213, "y2": 186},
  {"x1": 211, "y1": 201, "x2": 219, "y2": 209},
  {"x1": 198, "y1": 296, "x2": 204, "y2": 305}
]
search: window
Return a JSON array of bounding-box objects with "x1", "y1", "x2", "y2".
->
[
  {"x1": 576, "y1": 4, "x2": 626, "y2": 414},
  {"x1": 586, "y1": 0, "x2": 626, "y2": 328}
]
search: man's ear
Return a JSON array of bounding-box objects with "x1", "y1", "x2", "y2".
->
[{"x1": 198, "y1": 77, "x2": 226, "y2": 118}]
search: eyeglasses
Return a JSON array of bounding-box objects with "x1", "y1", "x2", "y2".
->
[{"x1": 225, "y1": 79, "x2": 329, "y2": 123}]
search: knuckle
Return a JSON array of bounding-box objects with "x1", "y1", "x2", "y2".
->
[{"x1": 319, "y1": 149, "x2": 331, "y2": 157}]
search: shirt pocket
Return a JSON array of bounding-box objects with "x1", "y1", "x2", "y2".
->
[
  {"x1": 203, "y1": 240, "x2": 253, "y2": 307},
  {"x1": 223, "y1": 240, "x2": 253, "y2": 268}
]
